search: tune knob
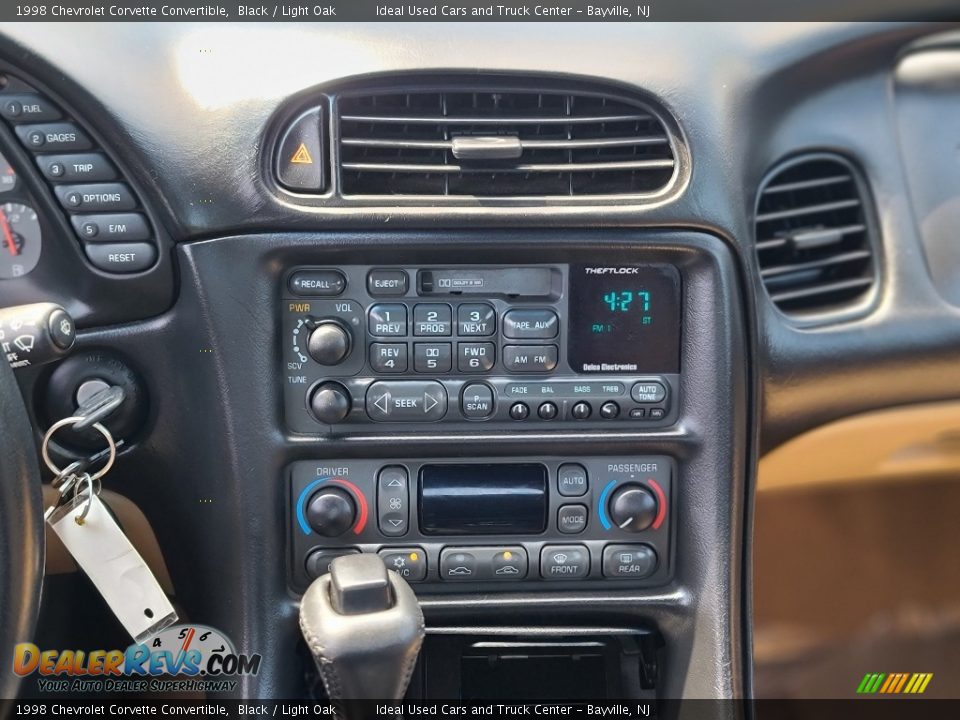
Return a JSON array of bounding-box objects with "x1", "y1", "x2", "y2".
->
[
  {"x1": 309, "y1": 382, "x2": 352, "y2": 424},
  {"x1": 307, "y1": 320, "x2": 352, "y2": 365},
  {"x1": 306, "y1": 487, "x2": 357, "y2": 537},
  {"x1": 607, "y1": 484, "x2": 659, "y2": 533}
]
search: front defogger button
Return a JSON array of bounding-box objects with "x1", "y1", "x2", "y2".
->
[
  {"x1": 377, "y1": 466, "x2": 409, "y2": 537},
  {"x1": 540, "y1": 545, "x2": 589, "y2": 580},
  {"x1": 366, "y1": 381, "x2": 447, "y2": 422}
]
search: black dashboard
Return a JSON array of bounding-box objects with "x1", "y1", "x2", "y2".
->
[{"x1": 3, "y1": 20, "x2": 960, "y2": 704}]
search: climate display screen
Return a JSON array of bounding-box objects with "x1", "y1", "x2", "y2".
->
[{"x1": 567, "y1": 264, "x2": 681, "y2": 374}]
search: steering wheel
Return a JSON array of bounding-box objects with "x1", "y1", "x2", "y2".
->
[{"x1": 0, "y1": 358, "x2": 44, "y2": 699}]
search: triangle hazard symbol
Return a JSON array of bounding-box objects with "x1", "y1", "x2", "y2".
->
[{"x1": 290, "y1": 143, "x2": 313, "y2": 164}]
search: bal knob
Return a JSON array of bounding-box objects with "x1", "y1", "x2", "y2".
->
[
  {"x1": 608, "y1": 484, "x2": 658, "y2": 533},
  {"x1": 309, "y1": 382, "x2": 352, "y2": 424},
  {"x1": 307, "y1": 320, "x2": 352, "y2": 365},
  {"x1": 306, "y1": 487, "x2": 357, "y2": 537}
]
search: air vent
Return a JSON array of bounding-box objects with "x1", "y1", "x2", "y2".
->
[
  {"x1": 336, "y1": 84, "x2": 678, "y2": 199},
  {"x1": 754, "y1": 154, "x2": 877, "y2": 317}
]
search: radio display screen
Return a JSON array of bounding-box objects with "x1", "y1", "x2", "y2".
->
[{"x1": 568, "y1": 264, "x2": 681, "y2": 374}]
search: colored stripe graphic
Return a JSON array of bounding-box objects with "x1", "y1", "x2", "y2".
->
[{"x1": 857, "y1": 672, "x2": 933, "y2": 694}]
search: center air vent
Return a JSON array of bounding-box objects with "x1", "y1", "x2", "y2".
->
[
  {"x1": 335, "y1": 83, "x2": 679, "y2": 199},
  {"x1": 754, "y1": 154, "x2": 878, "y2": 317}
]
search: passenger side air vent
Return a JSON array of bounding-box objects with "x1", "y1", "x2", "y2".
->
[
  {"x1": 754, "y1": 154, "x2": 877, "y2": 317},
  {"x1": 336, "y1": 84, "x2": 679, "y2": 199}
]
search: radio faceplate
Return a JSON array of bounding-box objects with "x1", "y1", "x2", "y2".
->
[
  {"x1": 288, "y1": 456, "x2": 674, "y2": 593},
  {"x1": 281, "y1": 264, "x2": 682, "y2": 434}
]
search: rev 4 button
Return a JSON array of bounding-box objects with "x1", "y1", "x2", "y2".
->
[{"x1": 366, "y1": 381, "x2": 447, "y2": 422}]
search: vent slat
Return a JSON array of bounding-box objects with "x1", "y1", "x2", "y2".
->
[
  {"x1": 755, "y1": 155, "x2": 876, "y2": 316},
  {"x1": 336, "y1": 85, "x2": 677, "y2": 198},
  {"x1": 340, "y1": 113, "x2": 652, "y2": 125},
  {"x1": 341, "y1": 159, "x2": 676, "y2": 174},
  {"x1": 768, "y1": 276, "x2": 874, "y2": 304},
  {"x1": 760, "y1": 249, "x2": 872, "y2": 279}
]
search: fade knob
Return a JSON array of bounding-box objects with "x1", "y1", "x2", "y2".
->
[
  {"x1": 307, "y1": 320, "x2": 352, "y2": 365},
  {"x1": 608, "y1": 484, "x2": 658, "y2": 533},
  {"x1": 309, "y1": 382, "x2": 352, "y2": 424},
  {"x1": 306, "y1": 487, "x2": 357, "y2": 537}
]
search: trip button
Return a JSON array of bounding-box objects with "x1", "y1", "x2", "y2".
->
[
  {"x1": 0, "y1": 94, "x2": 61, "y2": 123},
  {"x1": 557, "y1": 464, "x2": 588, "y2": 497},
  {"x1": 275, "y1": 107, "x2": 324, "y2": 192},
  {"x1": 377, "y1": 466, "x2": 409, "y2": 537},
  {"x1": 503, "y1": 345, "x2": 558, "y2": 373},
  {"x1": 368, "y1": 304, "x2": 407, "y2": 337},
  {"x1": 558, "y1": 505, "x2": 588, "y2": 534},
  {"x1": 84, "y1": 243, "x2": 156, "y2": 274},
  {"x1": 490, "y1": 547, "x2": 528, "y2": 580},
  {"x1": 502, "y1": 309, "x2": 559, "y2": 339},
  {"x1": 37, "y1": 153, "x2": 117, "y2": 183},
  {"x1": 461, "y1": 383, "x2": 494, "y2": 419},
  {"x1": 54, "y1": 183, "x2": 137, "y2": 212},
  {"x1": 16, "y1": 123, "x2": 92, "y2": 152},
  {"x1": 540, "y1": 545, "x2": 590, "y2": 580},
  {"x1": 457, "y1": 304, "x2": 496, "y2": 336},
  {"x1": 457, "y1": 342, "x2": 495, "y2": 373},
  {"x1": 440, "y1": 549, "x2": 479, "y2": 581},
  {"x1": 602, "y1": 544, "x2": 658, "y2": 579},
  {"x1": 367, "y1": 269, "x2": 409, "y2": 296},
  {"x1": 378, "y1": 547, "x2": 427, "y2": 582},
  {"x1": 71, "y1": 213, "x2": 150, "y2": 242},
  {"x1": 631, "y1": 381, "x2": 667, "y2": 404},
  {"x1": 366, "y1": 381, "x2": 447, "y2": 422}
]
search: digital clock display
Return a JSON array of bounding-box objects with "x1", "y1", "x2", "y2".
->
[{"x1": 567, "y1": 264, "x2": 681, "y2": 374}]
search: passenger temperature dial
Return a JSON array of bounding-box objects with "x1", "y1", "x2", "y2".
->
[{"x1": 607, "y1": 484, "x2": 659, "y2": 533}]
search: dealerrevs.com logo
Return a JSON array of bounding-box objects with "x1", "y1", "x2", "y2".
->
[{"x1": 13, "y1": 624, "x2": 261, "y2": 694}]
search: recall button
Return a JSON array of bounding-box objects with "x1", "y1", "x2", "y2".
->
[
  {"x1": 275, "y1": 107, "x2": 325, "y2": 192},
  {"x1": 288, "y1": 270, "x2": 346, "y2": 296},
  {"x1": 366, "y1": 380, "x2": 447, "y2": 422}
]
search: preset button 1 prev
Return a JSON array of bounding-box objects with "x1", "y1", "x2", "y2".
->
[{"x1": 365, "y1": 380, "x2": 447, "y2": 422}]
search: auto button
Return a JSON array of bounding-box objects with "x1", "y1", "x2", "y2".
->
[{"x1": 366, "y1": 380, "x2": 447, "y2": 422}]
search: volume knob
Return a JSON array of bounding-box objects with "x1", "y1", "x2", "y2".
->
[{"x1": 307, "y1": 320, "x2": 352, "y2": 365}]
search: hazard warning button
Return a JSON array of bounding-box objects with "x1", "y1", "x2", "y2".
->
[{"x1": 275, "y1": 107, "x2": 325, "y2": 192}]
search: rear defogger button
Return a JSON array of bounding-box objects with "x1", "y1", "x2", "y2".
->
[{"x1": 366, "y1": 380, "x2": 447, "y2": 422}]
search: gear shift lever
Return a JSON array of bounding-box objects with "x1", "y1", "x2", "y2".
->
[{"x1": 299, "y1": 553, "x2": 425, "y2": 700}]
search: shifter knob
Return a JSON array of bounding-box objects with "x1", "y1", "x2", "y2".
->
[{"x1": 299, "y1": 554, "x2": 425, "y2": 701}]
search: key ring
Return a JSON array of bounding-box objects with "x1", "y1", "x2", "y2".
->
[
  {"x1": 73, "y1": 473, "x2": 95, "y2": 525},
  {"x1": 41, "y1": 417, "x2": 116, "y2": 482}
]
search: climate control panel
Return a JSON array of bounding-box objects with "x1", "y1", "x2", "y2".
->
[
  {"x1": 288, "y1": 456, "x2": 674, "y2": 592},
  {"x1": 281, "y1": 264, "x2": 682, "y2": 434}
]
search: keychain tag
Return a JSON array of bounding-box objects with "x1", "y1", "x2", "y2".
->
[{"x1": 47, "y1": 492, "x2": 177, "y2": 642}]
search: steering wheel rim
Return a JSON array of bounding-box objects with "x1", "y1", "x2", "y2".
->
[{"x1": 0, "y1": 358, "x2": 44, "y2": 699}]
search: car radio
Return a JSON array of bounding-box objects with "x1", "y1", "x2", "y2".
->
[
  {"x1": 288, "y1": 456, "x2": 674, "y2": 592},
  {"x1": 281, "y1": 263, "x2": 681, "y2": 433}
]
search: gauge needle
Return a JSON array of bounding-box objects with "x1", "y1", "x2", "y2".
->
[{"x1": 0, "y1": 209, "x2": 17, "y2": 256}]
